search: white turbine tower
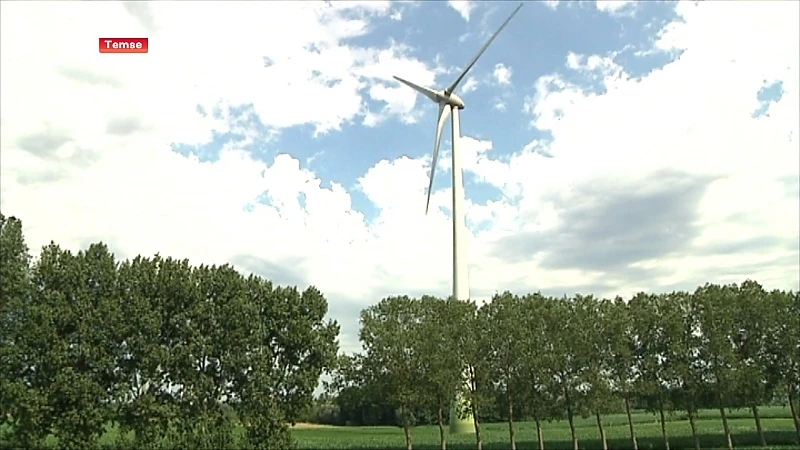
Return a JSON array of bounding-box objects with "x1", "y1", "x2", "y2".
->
[{"x1": 393, "y1": 3, "x2": 524, "y2": 434}]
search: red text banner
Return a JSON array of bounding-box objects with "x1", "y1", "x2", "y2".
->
[{"x1": 99, "y1": 38, "x2": 148, "y2": 54}]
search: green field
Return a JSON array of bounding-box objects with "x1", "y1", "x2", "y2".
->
[
  {"x1": 4, "y1": 406, "x2": 796, "y2": 450},
  {"x1": 291, "y1": 407, "x2": 799, "y2": 450}
]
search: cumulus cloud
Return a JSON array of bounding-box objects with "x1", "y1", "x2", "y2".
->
[
  {"x1": 447, "y1": 0, "x2": 475, "y2": 22},
  {"x1": 1, "y1": 1, "x2": 798, "y2": 358},
  {"x1": 543, "y1": 1, "x2": 560, "y2": 11},
  {"x1": 461, "y1": 76, "x2": 479, "y2": 94},
  {"x1": 505, "y1": 1, "x2": 799, "y2": 294},
  {"x1": 596, "y1": 1, "x2": 636, "y2": 16},
  {"x1": 492, "y1": 63, "x2": 513, "y2": 85}
]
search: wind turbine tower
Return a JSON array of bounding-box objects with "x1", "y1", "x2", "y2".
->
[{"x1": 393, "y1": 3, "x2": 524, "y2": 435}]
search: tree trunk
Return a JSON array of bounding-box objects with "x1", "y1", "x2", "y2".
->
[
  {"x1": 751, "y1": 404, "x2": 766, "y2": 447},
  {"x1": 790, "y1": 384, "x2": 800, "y2": 441},
  {"x1": 624, "y1": 396, "x2": 638, "y2": 450},
  {"x1": 788, "y1": 383, "x2": 800, "y2": 444},
  {"x1": 437, "y1": 404, "x2": 447, "y2": 450},
  {"x1": 535, "y1": 416, "x2": 544, "y2": 450},
  {"x1": 718, "y1": 392, "x2": 733, "y2": 450},
  {"x1": 402, "y1": 404, "x2": 413, "y2": 450},
  {"x1": 658, "y1": 398, "x2": 670, "y2": 450},
  {"x1": 471, "y1": 402, "x2": 482, "y2": 450},
  {"x1": 595, "y1": 411, "x2": 608, "y2": 450},
  {"x1": 688, "y1": 407, "x2": 700, "y2": 450},
  {"x1": 565, "y1": 388, "x2": 578, "y2": 450},
  {"x1": 506, "y1": 391, "x2": 516, "y2": 450}
]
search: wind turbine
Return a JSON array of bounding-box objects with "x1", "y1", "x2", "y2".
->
[{"x1": 392, "y1": 2, "x2": 524, "y2": 434}]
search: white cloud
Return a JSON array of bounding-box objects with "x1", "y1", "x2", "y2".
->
[
  {"x1": 363, "y1": 83, "x2": 418, "y2": 127},
  {"x1": 0, "y1": 2, "x2": 442, "y2": 146},
  {"x1": 306, "y1": 150, "x2": 325, "y2": 166},
  {"x1": 566, "y1": 52, "x2": 584, "y2": 70},
  {"x1": 0, "y1": 1, "x2": 444, "y2": 322},
  {"x1": 543, "y1": 1, "x2": 560, "y2": 11},
  {"x1": 447, "y1": 0, "x2": 475, "y2": 22},
  {"x1": 358, "y1": 43, "x2": 449, "y2": 124},
  {"x1": 511, "y1": 1, "x2": 798, "y2": 287},
  {"x1": 596, "y1": 1, "x2": 636, "y2": 16},
  {"x1": 492, "y1": 63, "x2": 513, "y2": 85},
  {"x1": 1, "y1": 1, "x2": 798, "y2": 358},
  {"x1": 458, "y1": 137, "x2": 520, "y2": 200},
  {"x1": 461, "y1": 76, "x2": 479, "y2": 94}
]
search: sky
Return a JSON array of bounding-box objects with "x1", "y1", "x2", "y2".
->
[{"x1": 1, "y1": 0, "x2": 798, "y2": 355}]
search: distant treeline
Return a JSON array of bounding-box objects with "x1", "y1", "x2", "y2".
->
[
  {"x1": 317, "y1": 287, "x2": 799, "y2": 450},
  {"x1": 0, "y1": 214, "x2": 340, "y2": 449}
]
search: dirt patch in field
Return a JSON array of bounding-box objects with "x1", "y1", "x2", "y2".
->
[{"x1": 289, "y1": 422, "x2": 336, "y2": 429}]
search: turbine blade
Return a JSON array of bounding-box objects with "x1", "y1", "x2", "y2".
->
[
  {"x1": 427, "y1": 103, "x2": 451, "y2": 214},
  {"x1": 393, "y1": 75, "x2": 440, "y2": 103},
  {"x1": 446, "y1": 3, "x2": 524, "y2": 94}
]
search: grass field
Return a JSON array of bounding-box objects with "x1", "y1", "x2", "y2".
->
[
  {"x1": 1, "y1": 407, "x2": 797, "y2": 449},
  {"x1": 291, "y1": 407, "x2": 799, "y2": 450}
]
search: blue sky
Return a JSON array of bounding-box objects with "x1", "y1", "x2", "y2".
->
[
  {"x1": 171, "y1": 1, "x2": 687, "y2": 222},
  {"x1": 1, "y1": 0, "x2": 798, "y2": 355}
]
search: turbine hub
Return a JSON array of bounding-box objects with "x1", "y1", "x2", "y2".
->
[{"x1": 441, "y1": 91, "x2": 466, "y2": 109}]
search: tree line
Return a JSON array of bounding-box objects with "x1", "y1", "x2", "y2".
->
[
  {"x1": 321, "y1": 289, "x2": 799, "y2": 450},
  {"x1": 0, "y1": 214, "x2": 340, "y2": 449},
  {"x1": 2, "y1": 212, "x2": 799, "y2": 450}
]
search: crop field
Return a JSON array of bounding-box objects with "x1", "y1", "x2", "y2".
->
[
  {"x1": 2, "y1": 406, "x2": 797, "y2": 450},
  {"x1": 292, "y1": 407, "x2": 798, "y2": 450}
]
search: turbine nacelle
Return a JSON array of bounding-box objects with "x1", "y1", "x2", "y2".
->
[
  {"x1": 441, "y1": 91, "x2": 465, "y2": 110},
  {"x1": 392, "y1": 76, "x2": 466, "y2": 110}
]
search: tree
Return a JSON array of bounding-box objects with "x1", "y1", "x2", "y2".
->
[
  {"x1": 238, "y1": 279, "x2": 340, "y2": 449},
  {"x1": 543, "y1": 297, "x2": 584, "y2": 450},
  {"x1": 576, "y1": 296, "x2": 616, "y2": 450},
  {"x1": 0, "y1": 214, "x2": 337, "y2": 449},
  {"x1": 788, "y1": 290, "x2": 800, "y2": 444},
  {"x1": 115, "y1": 255, "x2": 190, "y2": 446},
  {"x1": 761, "y1": 289, "x2": 800, "y2": 443},
  {"x1": 326, "y1": 353, "x2": 397, "y2": 426},
  {"x1": 417, "y1": 296, "x2": 463, "y2": 450},
  {"x1": 0, "y1": 214, "x2": 37, "y2": 447},
  {"x1": 694, "y1": 283, "x2": 739, "y2": 450},
  {"x1": 605, "y1": 296, "x2": 640, "y2": 450},
  {"x1": 460, "y1": 300, "x2": 492, "y2": 450},
  {"x1": 731, "y1": 280, "x2": 775, "y2": 447},
  {"x1": 17, "y1": 243, "x2": 122, "y2": 448},
  {"x1": 167, "y1": 264, "x2": 249, "y2": 447},
  {"x1": 665, "y1": 291, "x2": 708, "y2": 450},
  {"x1": 321, "y1": 277, "x2": 798, "y2": 450},
  {"x1": 518, "y1": 293, "x2": 556, "y2": 450},
  {"x1": 630, "y1": 292, "x2": 673, "y2": 450},
  {"x1": 0, "y1": 215, "x2": 30, "y2": 402},
  {"x1": 483, "y1": 292, "x2": 527, "y2": 450},
  {"x1": 359, "y1": 296, "x2": 423, "y2": 450},
  {"x1": 264, "y1": 285, "x2": 340, "y2": 422}
]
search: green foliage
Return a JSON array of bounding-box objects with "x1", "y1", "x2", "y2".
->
[
  {"x1": 0, "y1": 214, "x2": 44, "y2": 448},
  {"x1": 359, "y1": 296, "x2": 424, "y2": 427},
  {"x1": 0, "y1": 214, "x2": 339, "y2": 449},
  {"x1": 2, "y1": 211, "x2": 798, "y2": 450},
  {"x1": 417, "y1": 295, "x2": 463, "y2": 423},
  {"x1": 516, "y1": 293, "x2": 556, "y2": 421},
  {"x1": 456, "y1": 299, "x2": 491, "y2": 419},
  {"x1": 483, "y1": 292, "x2": 527, "y2": 417},
  {"x1": 331, "y1": 283, "x2": 799, "y2": 450}
]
